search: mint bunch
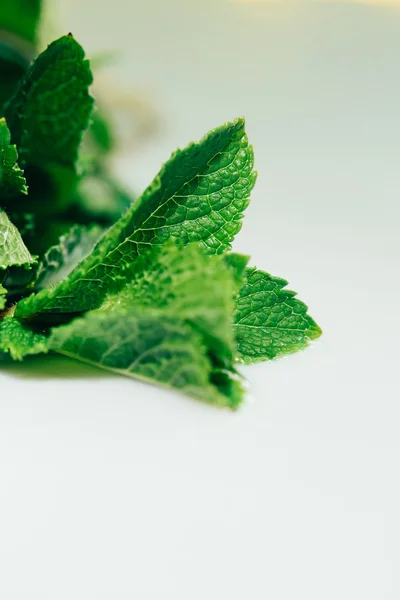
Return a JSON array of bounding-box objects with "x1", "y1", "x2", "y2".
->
[{"x1": 0, "y1": 4, "x2": 321, "y2": 408}]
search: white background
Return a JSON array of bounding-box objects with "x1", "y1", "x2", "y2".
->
[{"x1": 1, "y1": 1, "x2": 399, "y2": 598}]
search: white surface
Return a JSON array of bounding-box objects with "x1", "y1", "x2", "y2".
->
[{"x1": 1, "y1": 1, "x2": 400, "y2": 598}]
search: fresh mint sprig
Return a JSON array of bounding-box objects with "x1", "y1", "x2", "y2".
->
[{"x1": 0, "y1": 3, "x2": 321, "y2": 408}]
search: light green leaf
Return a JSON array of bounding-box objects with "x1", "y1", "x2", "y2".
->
[
  {"x1": 0, "y1": 284, "x2": 6, "y2": 310},
  {"x1": 16, "y1": 118, "x2": 256, "y2": 318},
  {"x1": 5, "y1": 35, "x2": 93, "y2": 202},
  {"x1": 0, "y1": 209, "x2": 35, "y2": 270},
  {"x1": 1, "y1": 245, "x2": 244, "y2": 406},
  {"x1": 0, "y1": 117, "x2": 28, "y2": 198},
  {"x1": 46, "y1": 243, "x2": 244, "y2": 407},
  {"x1": 35, "y1": 224, "x2": 103, "y2": 288},
  {"x1": 224, "y1": 252, "x2": 250, "y2": 288},
  {"x1": 234, "y1": 267, "x2": 322, "y2": 363},
  {"x1": 0, "y1": 316, "x2": 48, "y2": 360},
  {"x1": 102, "y1": 242, "x2": 238, "y2": 365},
  {"x1": 0, "y1": 0, "x2": 41, "y2": 44},
  {"x1": 50, "y1": 309, "x2": 243, "y2": 409}
]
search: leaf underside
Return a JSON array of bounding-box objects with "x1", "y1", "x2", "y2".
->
[
  {"x1": 50, "y1": 310, "x2": 242, "y2": 408},
  {"x1": 0, "y1": 209, "x2": 35, "y2": 270}
]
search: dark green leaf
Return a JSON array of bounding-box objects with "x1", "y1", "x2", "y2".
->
[
  {"x1": 16, "y1": 118, "x2": 256, "y2": 317},
  {"x1": 4, "y1": 35, "x2": 94, "y2": 210},
  {"x1": 0, "y1": 0, "x2": 41, "y2": 44},
  {"x1": 0, "y1": 39, "x2": 30, "y2": 111}
]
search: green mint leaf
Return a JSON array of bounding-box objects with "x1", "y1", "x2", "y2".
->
[
  {"x1": 102, "y1": 242, "x2": 238, "y2": 365},
  {"x1": 0, "y1": 209, "x2": 35, "y2": 270},
  {"x1": 35, "y1": 224, "x2": 103, "y2": 289},
  {"x1": 90, "y1": 117, "x2": 255, "y2": 256},
  {"x1": 0, "y1": 0, "x2": 41, "y2": 44},
  {"x1": 0, "y1": 315, "x2": 48, "y2": 360},
  {"x1": 47, "y1": 242, "x2": 244, "y2": 407},
  {"x1": 4, "y1": 35, "x2": 93, "y2": 206},
  {"x1": 50, "y1": 310, "x2": 242, "y2": 409},
  {"x1": 4, "y1": 244, "x2": 244, "y2": 406},
  {"x1": 16, "y1": 118, "x2": 256, "y2": 318},
  {"x1": 0, "y1": 117, "x2": 28, "y2": 198},
  {"x1": 234, "y1": 267, "x2": 322, "y2": 363}
]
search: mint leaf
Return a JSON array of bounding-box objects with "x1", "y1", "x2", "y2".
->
[
  {"x1": 47, "y1": 242, "x2": 244, "y2": 408},
  {"x1": 0, "y1": 315, "x2": 48, "y2": 360},
  {"x1": 102, "y1": 242, "x2": 238, "y2": 365},
  {"x1": 234, "y1": 267, "x2": 322, "y2": 363},
  {"x1": 0, "y1": 0, "x2": 41, "y2": 44},
  {"x1": 16, "y1": 118, "x2": 256, "y2": 318},
  {"x1": 49, "y1": 310, "x2": 241, "y2": 408},
  {"x1": 35, "y1": 224, "x2": 103, "y2": 288},
  {"x1": 8, "y1": 243, "x2": 244, "y2": 406},
  {"x1": 4, "y1": 35, "x2": 94, "y2": 207},
  {"x1": 91, "y1": 117, "x2": 255, "y2": 256},
  {"x1": 0, "y1": 117, "x2": 28, "y2": 198},
  {"x1": 0, "y1": 209, "x2": 35, "y2": 270}
]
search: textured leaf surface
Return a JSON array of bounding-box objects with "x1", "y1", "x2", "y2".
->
[
  {"x1": 234, "y1": 268, "x2": 322, "y2": 363},
  {"x1": 89, "y1": 117, "x2": 255, "y2": 256},
  {"x1": 0, "y1": 118, "x2": 27, "y2": 198},
  {"x1": 5, "y1": 35, "x2": 93, "y2": 173},
  {"x1": 103, "y1": 243, "x2": 237, "y2": 358},
  {"x1": 50, "y1": 309, "x2": 242, "y2": 408},
  {"x1": 16, "y1": 118, "x2": 256, "y2": 317},
  {"x1": 35, "y1": 224, "x2": 103, "y2": 288},
  {"x1": 47, "y1": 243, "x2": 244, "y2": 407},
  {"x1": 0, "y1": 0, "x2": 41, "y2": 43},
  {"x1": 0, "y1": 316, "x2": 48, "y2": 360},
  {"x1": 0, "y1": 210, "x2": 35, "y2": 269}
]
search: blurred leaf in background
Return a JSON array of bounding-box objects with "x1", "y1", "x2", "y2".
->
[
  {"x1": 0, "y1": 0, "x2": 41, "y2": 112},
  {"x1": 0, "y1": 0, "x2": 41, "y2": 43},
  {"x1": 0, "y1": 0, "x2": 159, "y2": 259}
]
